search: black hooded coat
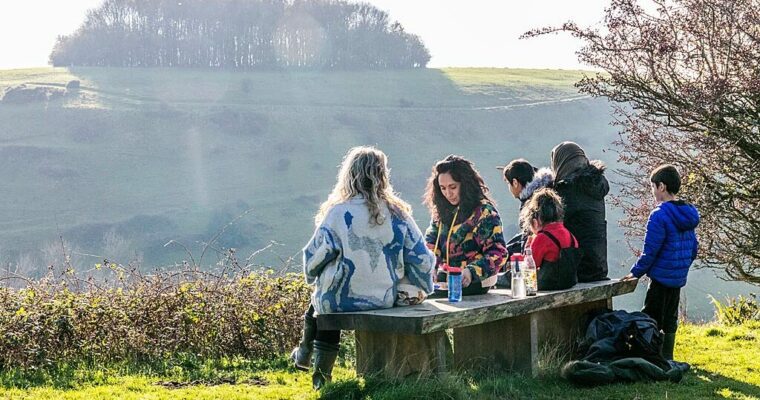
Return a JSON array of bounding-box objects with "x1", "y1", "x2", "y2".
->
[{"x1": 553, "y1": 160, "x2": 609, "y2": 282}]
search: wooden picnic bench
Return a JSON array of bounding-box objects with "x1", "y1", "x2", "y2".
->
[{"x1": 318, "y1": 279, "x2": 638, "y2": 378}]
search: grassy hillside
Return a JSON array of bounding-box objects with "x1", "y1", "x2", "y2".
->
[
  {"x1": 1, "y1": 322, "x2": 758, "y2": 399},
  {"x1": 0, "y1": 67, "x2": 752, "y2": 319},
  {"x1": 0, "y1": 67, "x2": 603, "y2": 263}
]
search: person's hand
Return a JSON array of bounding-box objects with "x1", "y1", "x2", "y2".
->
[
  {"x1": 434, "y1": 264, "x2": 448, "y2": 283},
  {"x1": 462, "y1": 268, "x2": 472, "y2": 288},
  {"x1": 621, "y1": 273, "x2": 636, "y2": 281}
]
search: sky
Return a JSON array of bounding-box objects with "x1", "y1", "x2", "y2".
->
[{"x1": 0, "y1": 0, "x2": 610, "y2": 70}]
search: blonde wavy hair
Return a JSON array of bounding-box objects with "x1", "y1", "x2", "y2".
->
[{"x1": 315, "y1": 146, "x2": 412, "y2": 226}]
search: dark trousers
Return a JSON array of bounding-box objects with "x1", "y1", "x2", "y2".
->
[
  {"x1": 641, "y1": 279, "x2": 681, "y2": 334},
  {"x1": 306, "y1": 304, "x2": 341, "y2": 345}
]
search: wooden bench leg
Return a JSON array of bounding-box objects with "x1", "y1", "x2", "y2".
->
[
  {"x1": 534, "y1": 298, "x2": 611, "y2": 347},
  {"x1": 453, "y1": 314, "x2": 534, "y2": 374},
  {"x1": 454, "y1": 297, "x2": 613, "y2": 377},
  {"x1": 355, "y1": 330, "x2": 448, "y2": 379},
  {"x1": 531, "y1": 297, "x2": 612, "y2": 376}
]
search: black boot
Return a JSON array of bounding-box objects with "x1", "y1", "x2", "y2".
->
[
  {"x1": 662, "y1": 333, "x2": 676, "y2": 360},
  {"x1": 290, "y1": 314, "x2": 317, "y2": 371},
  {"x1": 312, "y1": 340, "x2": 339, "y2": 390}
]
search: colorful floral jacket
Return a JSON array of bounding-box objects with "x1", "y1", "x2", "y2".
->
[{"x1": 425, "y1": 200, "x2": 508, "y2": 285}]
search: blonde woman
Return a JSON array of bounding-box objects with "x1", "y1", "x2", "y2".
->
[{"x1": 291, "y1": 146, "x2": 435, "y2": 389}]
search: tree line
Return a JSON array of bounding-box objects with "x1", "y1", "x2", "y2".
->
[{"x1": 49, "y1": 0, "x2": 431, "y2": 69}]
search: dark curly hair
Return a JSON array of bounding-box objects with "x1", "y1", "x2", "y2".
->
[
  {"x1": 519, "y1": 188, "x2": 564, "y2": 232},
  {"x1": 423, "y1": 155, "x2": 495, "y2": 225}
]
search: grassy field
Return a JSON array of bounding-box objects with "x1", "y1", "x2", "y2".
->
[
  {"x1": 0, "y1": 66, "x2": 753, "y2": 319},
  {"x1": 0, "y1": 66, "x2": 609, "y2": 267},
  {"x1": 0, "y1": 322, "x2": 757, "y2": 399}
]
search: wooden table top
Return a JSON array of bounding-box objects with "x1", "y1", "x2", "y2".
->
[{"x1": 317, "y1": 279, "x2": 638, "y2": 334}]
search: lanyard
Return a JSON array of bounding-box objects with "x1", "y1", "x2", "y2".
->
[{"x1": 433, "y1": 207, "x2": 459, "y2": 267}]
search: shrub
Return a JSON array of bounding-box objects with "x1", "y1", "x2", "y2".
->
[
  {"x1": 710, "y1": 294, "x2": 760, "y2": 326},
  {"x1": 276, "y1": 158, "x2": 290, "y2": 172},
  {"x1": 1, "y1": 84, "x2": 65, "y2": 104},
  {"x1": 208, "y1": 108, "x2": 268, "y2": 136},
  {"x1": 240, "y1": 79, "x2": 253, "y2": 94},
  {"x1": 0, "y1": 258, "x2": 310, "y2": 370},
  {"x1": 398, "y1": 98, "x2": 414, "y2": 108},
  {"x1": 705, "y1": 328, "x2": 725, "y2": 337}
]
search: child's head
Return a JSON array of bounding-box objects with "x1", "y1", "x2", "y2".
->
[
  {"x1": 499, "y1": 159, "x2": 537, "y2": 199},
  {"x1": 650, "y1": 164, "x2": 681, "y2": 202},
  {"x1": 519, "y1": 188, "x2": 564, "y2": 234}
]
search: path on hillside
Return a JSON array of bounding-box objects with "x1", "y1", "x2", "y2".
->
[
  {"x1": 473, "y1": 95, "x2": 593, "y2": 110},
  {"x1": 21, "y1": 82, "x2": 594, "y2": 111}
]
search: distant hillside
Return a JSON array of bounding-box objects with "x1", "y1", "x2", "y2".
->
[{"x1": 0, "y1": 67, "x2": 748, "y2": 318}]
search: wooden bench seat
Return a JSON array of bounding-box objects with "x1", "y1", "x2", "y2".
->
[{"x1": 318, "y1": 279, "x2": 638, "y2": 378}]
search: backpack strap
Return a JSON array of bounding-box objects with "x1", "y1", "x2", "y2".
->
[{"x1": 538, "y1": 230, "x2": 562, "y2": 250}]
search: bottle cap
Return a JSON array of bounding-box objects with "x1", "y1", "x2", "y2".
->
[
  {"x1": 509, "y1": 253, "x2": 524, "y2": 262},
  {"x1": 448, "y1": 266, "x2": 462, "y2": 274}
]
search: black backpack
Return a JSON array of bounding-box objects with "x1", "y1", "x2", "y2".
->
[{"x1": 536, "y1": 230, "x2": 581, "y2": 290}]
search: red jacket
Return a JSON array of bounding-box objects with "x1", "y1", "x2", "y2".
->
[{"x1": 527, "y1": 222, "x2": 578, "y2": 268}]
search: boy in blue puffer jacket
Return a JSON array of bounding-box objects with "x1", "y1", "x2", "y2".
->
[{"x1": 622, "y1": 164, "x2": 699, "y2": 361}]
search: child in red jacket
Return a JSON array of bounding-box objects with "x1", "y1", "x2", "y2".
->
[{"x1": 520, "y1": 188, "x2": 580, "y2": 289}]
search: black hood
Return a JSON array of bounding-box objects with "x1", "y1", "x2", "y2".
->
[{"x1": 555, "y1": 160, "x2": 609, "y2": 200}]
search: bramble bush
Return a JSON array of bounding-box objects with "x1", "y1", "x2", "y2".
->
[
  {"x1": 0, "y1": 253, "x2": 311, "y2": 370},
  {"x1": 710, "y1": 294, "x2": 760, "y2": 326}
]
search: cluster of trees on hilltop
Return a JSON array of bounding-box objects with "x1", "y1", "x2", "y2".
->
[{"x1": 49, "y1": 0, "x2": 430, "y2": 69}]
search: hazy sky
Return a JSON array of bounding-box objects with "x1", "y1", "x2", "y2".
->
[{"x1": 0, "y1": 0, "x2": 610, "y2": 70}]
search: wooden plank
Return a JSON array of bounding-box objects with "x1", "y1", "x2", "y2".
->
[
  {"x1": 453, "y1": 314, "x2": 533, "y2": 374},
  {"x1": 318, "y1": 279, "x2": 637, "y2": 334},
  {"x1": 355, "y1": 330, "x2": 448, "y2": 379}
]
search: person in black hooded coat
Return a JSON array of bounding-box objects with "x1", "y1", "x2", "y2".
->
[{"x1": 550, "y1": 142, "x2": 609, "y2": 282}]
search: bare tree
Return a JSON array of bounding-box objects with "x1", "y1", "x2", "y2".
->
[{"x1": 524, "y1": 0, "x2": 760, "y2": 284}]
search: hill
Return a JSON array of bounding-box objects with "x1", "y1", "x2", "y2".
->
[{"x1": 0, "y1": 67, "x2": 751, "y2": 318}]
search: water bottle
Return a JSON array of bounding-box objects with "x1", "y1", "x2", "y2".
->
[
  {"x1": 524, "y1": 247, "x2": 538, "y2": 296},
  {"x1": 510, "y1": 254, "x2": 526, "y2": 298},
  {"x1": 509, "y1": 254, "x2": 523, "y2": 278},
  {"x1": 447, "y1": 266, "x2": 462, "y2": 303}
]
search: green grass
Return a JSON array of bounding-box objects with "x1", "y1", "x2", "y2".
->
[
  {"x1": 0, "y1": 322, "x2": 757, "y2": 399},
  {"x1": 0, "y1": 372, "x2": 314, "y2": 400},
  {"x1": 440, "y1": 67, "x2": 594, "y2": 99}
]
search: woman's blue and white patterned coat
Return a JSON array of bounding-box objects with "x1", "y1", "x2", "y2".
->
[{"x1": 303, "y1": 197, "x2": 435, "y2": 314}]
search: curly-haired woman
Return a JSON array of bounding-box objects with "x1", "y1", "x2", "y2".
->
[{"x1": 423, "y1": 155, "x2": 508, "y2": 295}]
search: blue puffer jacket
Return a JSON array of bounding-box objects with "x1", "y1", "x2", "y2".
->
[{"x1": 630, "y1": 200, "x2": 699, "y2": 288}]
